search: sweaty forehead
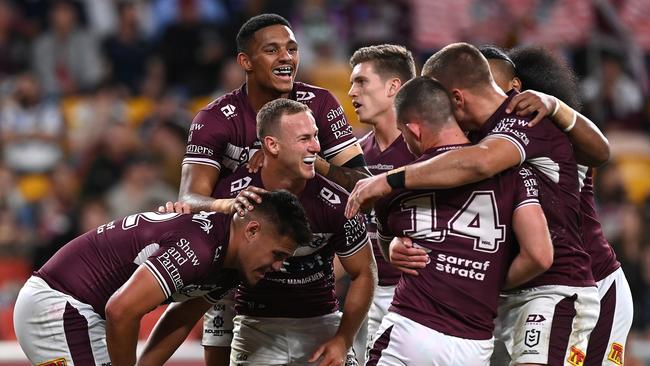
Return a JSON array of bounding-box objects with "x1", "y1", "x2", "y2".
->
[{"x1": 253, "y1": 24, "x2": 297, "y2": 47}]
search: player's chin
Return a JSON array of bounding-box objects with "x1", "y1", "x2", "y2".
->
[{"x1": 245, "y1": 269, "x2": 266, "y2": 286}]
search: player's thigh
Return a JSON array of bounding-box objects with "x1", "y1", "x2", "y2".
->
[
  {"x1": 505, "y1": 285, "x2": 599, "y2": 365},
  {"x1": 203, "y1": 294, "x2": 236, "y2": 348},
  {"x1": 14, "y1": 276, "x2": 108, "y2": 366},
  {"x1": 585, "y1": 268, "x2": 633, "y2": 366},
  {"x1": 368, "y1": 312, "x2": 492, "y2": 366}
]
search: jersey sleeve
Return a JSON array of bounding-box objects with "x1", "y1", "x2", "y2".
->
[
  {"x1": 483, "y1": 116, "x2": 554, "y2": 165},
  {"x1": 374, "y1": 196, "x2": 395, "y2": 244},
  {"x1": 333, "y1": 212, "x2": 369, "y2": 258},
  {"x1": 143, "y1": 230, "x2": 215, "y2": 299},
  {"x1": 313, "y1": 90, "x2": 358, "y2": 160},
  {"x1": 182, "y1": 109, "x2": 232, "y2": 171},
  {"x1": 513, "y1": 165, "x2": 541, "y2": 210}
]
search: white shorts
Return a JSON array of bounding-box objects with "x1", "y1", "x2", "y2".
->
[
  {"x1": 367, "y1": 311, "x2": 493, "y2": 366},
  {"x1": 202, "y1": 292, "x2": 236, "y2": 347},
  {"x1": 13, "y1": 276, "x2": 110, "y2": 366},
  {"x1": 584, "y1": 267, "x2": 633, "y2": 366},
  {"x1": 353, "y1": 284, "x2": 396, "y2": 365},
  {"x1": 494, "y1": 284, "x2": 600, "y2": 365},
  {"x1": 229, "y1": 312, "x2": 357, "y2": 365}
]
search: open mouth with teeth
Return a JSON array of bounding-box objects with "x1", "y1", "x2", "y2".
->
[
  {"x1": 352, "y1": 101, "x2": 362, "y2": 111},
  {"x1": 302, "y1": 156, "x2": 316, "y2": 165},
  {"x1": 272, "y1": 66, "x2": 293, "y2": 79}
]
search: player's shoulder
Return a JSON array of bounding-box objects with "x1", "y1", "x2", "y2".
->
[
  {"x1": 198, "y1": 87, "x2": 246, "y2": 121},
  {"x1": 292, "y1": 82, "x2": 337, "y2": 103},
  {"x1": 217, "y1": 169, "x2": 259, "y2": 197}
]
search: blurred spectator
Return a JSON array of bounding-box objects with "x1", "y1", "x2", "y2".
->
[
  {"x1": 66, "y1": 81, "x2": 128, "y2": 162},
  {"x1": 210, "y1": 57, "x2": 244, "y2": 98},
  {"x1": 156, "y1": 0, "x2": 227, "y2": 96},
  {"x1": 0, "y1": 71, "x2": 64, "y2": 174},
  {"x1": 344, "y1": 0, "x2": 410, "y2": 52},
  {"x1": 79, "y1": 121, "x2": 139, "y2": 199},
  {"x1": 581, "y1": 49, "x2": 645, "y2": 130},
  {"x1": 31, "y1": 0, "x2": 103, "y2": 96},
  {"x1": 105, "y1": 154, "x2": 175, "y2": 218},
  {"x1": 0, "y1": 0, "x2": 29, "y2": 80},
  {"x1": 102, "y1": 1, "x2": 152, "y2": 95}
]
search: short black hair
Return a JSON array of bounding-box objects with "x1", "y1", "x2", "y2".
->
[
  {"x1": 349, "y1": 44, "x2": 416, "y2": 84},
  {"x1": 508, "y1": 46, "x2": 582, "y2": 111},
  {"x1": 236, "y1": 13, "x2": 291, "y2": 53},
  {"x1": 250, "y1": 190, "x2": 312, "y2": 247},
  {"x1": 395, "y1": 76, "x2": 453, "y2": 130},
  {"x1": 256, "y1": 98, "x2": 311, "y2": 139},
  {"x1": 479, "y1": 45, "x2": 517, "y2": 71}
]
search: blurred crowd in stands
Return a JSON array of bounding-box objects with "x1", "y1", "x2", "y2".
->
[{"x1": 0, "y1": 0, "x2": 650, "y2": 361}]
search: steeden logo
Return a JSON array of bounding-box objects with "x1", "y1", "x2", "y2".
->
[{"x1": 38, "y1": 359, "x2": 67, "y2": 366}]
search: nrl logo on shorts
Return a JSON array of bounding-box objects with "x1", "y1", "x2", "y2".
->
[
  {"x1": 607, "y1": 343, "x2": 623, "y2": 365},
  {"x1": 524, "y1": 329, "x2": 540, "y2": 347}
]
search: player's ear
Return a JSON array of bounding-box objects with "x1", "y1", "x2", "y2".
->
[
  {"x1": 263, "y1": 135, "x2": 280, "y2": 156},
  {"x1": 450, "y1": 89, "x2": 464, "y2": 110},
  {"x1": 244, "y1": 220, "x2": 260, "y2": 241},
  {"x1": 237, "y1": 52, "x2": 253, "y2": 72},
  {"x1": 405, "y1": 122, "x2": 421, "y2": 140},
  {"x1": 511, "y1": 77, "x2": 522, "y2": 92},
  {"x1": 386, "y1": 78, "x2": 401, "y2": 97}
]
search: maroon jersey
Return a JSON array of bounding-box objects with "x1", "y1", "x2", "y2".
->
[
  {"x1": 579, "y1": 165, "x2": 620, "y2": 281},
  {"x1": 360, "y1": 131, "x2": 415, "y2": 286},
  {"x1": 474, "y1": 91, "x2": 594, "y2": 288},
  {"x1": 213, "y1": 170, "x2": 369, "y2": 318},
  {"x1": 183, "y1": 82, "x2": 357, "y2": 180},
  {"x1": 375, "y1": 145, "x2": 540, "y2": 340},
  {"x1": 36, "y1": 212, "x2": 239, "y2": 318}
]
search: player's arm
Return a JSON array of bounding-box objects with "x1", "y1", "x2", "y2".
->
[
  {"x1": 309, "y1": 244, "x2": 377, "y2": 366},
  {"x1": 105, "y1": 266, "x2": 168, "y2": 366},
  {"x1": 138, "y1": 297, "x2": 213, "y2": 366},
  {"x1": 315, "y1": 143, "x2": 371, "y2": 192},
  {"x1": 505, "y1": 204, "x2": 553, "y2": 289},
  {"x1": 506, "y1": 90, "x2": 610, "y2": 166}
]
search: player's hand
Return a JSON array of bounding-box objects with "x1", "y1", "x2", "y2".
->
[
  {"x1": 246, "y1": 150, "x2": 265, "y2": 173},
  {"x1": 232, "y1": 186, "x2": 267, "y2": 217},
  {"x1": 505, "y1": 90, "x2": 557, "y2": 127},
  {"x1": 157, "y1": 201, "x2": 191, "y2": 214},
  {"x1": 345, "y1": 174, "x2": 392, "y2": 219},
  {"x1": 389, "y1": 237, "x2": 429, "y2": 276},
  {"x1": 308, "y1": 335, "x2": 348, "y2": 366}
]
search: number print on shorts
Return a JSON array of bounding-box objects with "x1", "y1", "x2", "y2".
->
[{"x1": 400, "y1": 191, "x2": 505, "y2": 252}]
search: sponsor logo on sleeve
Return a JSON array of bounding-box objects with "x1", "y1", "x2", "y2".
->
[
  {"x1": 519, "y1": 166, "x2": 539, "y2": 197},
  {"x1": 607, "y1": 343, "x2": 623, "y2": 365},
  {"x1": 296, "y1": 91, "x2": 315, "y2": 102},
  {"x1": 344, "y1": 215, "x2": 366, "y2": 247},
  {"x1": 567, "y1": 346, "x2": 585, "y2": 366},
  {"x1": 186, "y1": 144, "x2": 214, "y2": 156},
  {"x1": 492, "y1": 117, "x2": 530, "y2": 145},
  {"x1": 188, "y1": 123, "x2": 204, "y2": 141},
  {"x1": 221, "y1": 104, "x2": 236, "y2": 118},
  {"x1": 38, "y1": 358, "x2": 67, "y2": 366},
  {"x1": 327, "y1": 106, "x2": 353, "y2": 139},
  {"x1": 192, "y1": 211, "x2": 215, "y2": 234},
  {"x1": 157, "y1": 238, "x2": 201, "y2": 289}
]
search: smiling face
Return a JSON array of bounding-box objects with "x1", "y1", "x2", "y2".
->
[
  {"x1": 238, "y1": 219, "x2": 296, "y2": 285},
  {"x1": 348, "y1": 62, "x2": 395, "y2": 125},
  {"x1": 245, "y1": 24, "x2": 299, "y2": 95},
  {"x1": 272, "y1": 110, "x2": 320, "y2": 180}
]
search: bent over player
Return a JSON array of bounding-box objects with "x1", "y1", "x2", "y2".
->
[{"x1": 14, "y1": 191, "x2": 311, "y2": 366}]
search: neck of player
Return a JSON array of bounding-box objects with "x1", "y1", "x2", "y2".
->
[
  {"x1": 260, "y1": 163, "x2": 307, "y2": 196},
  {"x1": 247, "y1": 82, "x2": 291, "y2": 113},
  {"x1": 372, "y1": 109, "x2": 402, "y2": 151}
]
